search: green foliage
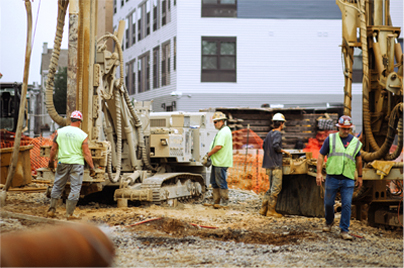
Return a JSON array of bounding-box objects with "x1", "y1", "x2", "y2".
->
[{"x1": 54, "y1": 66, "x2": 67, "y2": 115}]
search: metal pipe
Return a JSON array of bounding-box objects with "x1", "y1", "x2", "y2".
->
[
  {"x1": 67, "y1": 0, "x2": 79, "y2": 118},
  {"x1": 372, "y1": 35, "x2": 385, "y2": 76},
  {"x1": 0, "y1": 224, "x2": 115, "y2": 267}
]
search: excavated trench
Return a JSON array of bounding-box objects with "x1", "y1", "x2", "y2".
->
[{"x1": 118, "y1": 217, "x2": 318, "y2": 246}]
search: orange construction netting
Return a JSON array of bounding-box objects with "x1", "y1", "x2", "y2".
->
[
  {"x1": 0, "y1": 130, "x2": 56, "y2": 175},
  {"x1": 228, "y1": 129, "x2": 268, "y2": 194}
]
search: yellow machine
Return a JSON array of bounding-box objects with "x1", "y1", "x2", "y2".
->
[
  {"x1": 337, "y1": 0, "x2": 403, "y2": 227},
  {"x1": 35, "y1": 0, "x2": 216, "y2": 206}
]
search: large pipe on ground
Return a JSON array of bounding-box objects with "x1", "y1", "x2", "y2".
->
[{"x1": 0, "y1": 224, "x2": 115, "y2": 267}]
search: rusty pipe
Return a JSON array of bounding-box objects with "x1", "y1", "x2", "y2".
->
[{"x1": 0, "y1": 223, "x2": 115, "y2": 267}]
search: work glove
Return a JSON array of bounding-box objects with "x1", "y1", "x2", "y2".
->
[
  {"x1": 89, "y1": 168, "x2": 96, "y2": 178},
  {"x1": 201, "y1": 154, "x2": 212, "y2": 168},
  {"x1": 48, "y1": 160, "x2": 55, "y2": 173}
]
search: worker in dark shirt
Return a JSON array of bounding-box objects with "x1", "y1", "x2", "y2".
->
[{"x1": 259, "y1": 113, "x2": 290, "y2": 218}]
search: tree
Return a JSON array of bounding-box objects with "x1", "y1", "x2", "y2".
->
[{"x1": 53, "y1": 66, "x2": 67, "y2": 115}]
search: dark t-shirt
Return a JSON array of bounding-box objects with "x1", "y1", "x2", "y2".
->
[
  {"x1": 319, "y1": 133, "x2": 361, "y2": 179},
  {"x1": 262, "y1": 130, "x2": 283, "y2": 169}
]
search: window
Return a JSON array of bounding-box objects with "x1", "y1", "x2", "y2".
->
[
  {"x1": 162, "y1": 0, "x2": 171, "y2": 26},
  {"x1": 138, "y1": 7, "x2": 142, "y2": 41},
  {"x1": 352, "y1": 47, "x2": 362, "y2": 83},
  {"x1": 125, "y1": 64, "x2": 129, "y2": 89},
  {"x1": 201, "y1": 0, "x2": 237, "y2": 18},
  {"x1": 125, "y1": 17, "x2": 130, "y2": 49},
  {"x1": 153, "y1": 0, "x2": 159, "y2": 32},
  {"x1": 121, "y1": 0, "x2": 124, "y2": 7},
  {"x1": 201, "y1": 37, "x2": 236, "y2": 82},
  {"x1": 138, "y1": 53, "x2": 150, "y2": 93},
  {"x1": 114, "y1": 0, "x2": 117, "y2": 14},
  {"x1": 173, "y1": 37, "x2": 176, "y2": 70},
  {"x1": 146, "y1": 1, "x2": 151, "y2": 36},
  {"x1": 153, "y1": 46, "x2": 160, "y2": 89},
  {"x1": 162, "y1": 42, "x2": 171, "y2": 86},
  {"x1": 130, "y1": 61, "x2": 136, "y2": 94},
  {"x1": 132, "y1": 12, "x2": 136, "y2": 45}
]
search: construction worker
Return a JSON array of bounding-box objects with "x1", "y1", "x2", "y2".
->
[
  {"x1": 47, "y1": 111, "x2": 96, "y2": 219},
  {"x1": 206, "y1": 111, "x2": 233, "y2": 208},
  {"x1": 316, "y1": 115, "x2": 362, "y2": 240},
  {"x1": 259, "y1": 113, "x2": 290, "y2": 217}
]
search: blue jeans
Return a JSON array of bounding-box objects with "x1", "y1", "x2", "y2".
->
[
  {"x1": 210, "y1": 166, "x2": 228, "y2": 189},
  {"x1": 324, "y1": 175, "x2": 355, "y2": 233}
]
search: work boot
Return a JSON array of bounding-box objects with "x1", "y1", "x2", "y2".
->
[
  {"x1": 341, "y1": 232, "x2": 353, "y2": 240},
  {"x1": 204, "y1": 188, "x2": 220, "y2": 207},
  {"x1": 214, "y1": 189, "x2": 229, "y2": 209},
  {"x1": 259, "y1": 195, "x2": 270, "y2": 216},
  {"x1": 66, "y1": 200, "x2": 81, "y2": 220},
  {"x1": 47, "y1": 198, "x2": 58, "y2": 218},
  {"x1": 322, "y1": 221, "x2": 334, "y2": 232},
  {"x1": 266, "y1": 200, "x2": 282, "y2": 218}
]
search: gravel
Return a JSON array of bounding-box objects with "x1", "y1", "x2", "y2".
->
[{"x1": 1, "y1": 189, "x2": 403, "y2": 267}]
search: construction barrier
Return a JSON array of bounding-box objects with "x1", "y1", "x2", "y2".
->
[{"x1": 0, "y1": 130, "x2": 55, "y2": 176}]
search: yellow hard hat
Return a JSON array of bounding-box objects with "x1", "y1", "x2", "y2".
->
[{"x1": 212, "y1": 111, "x2": 227, "y2": 121}]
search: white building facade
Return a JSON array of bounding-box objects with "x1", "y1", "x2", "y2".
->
[{"x1": 114, "y1": 0, "x2": 403, "y2": 132}]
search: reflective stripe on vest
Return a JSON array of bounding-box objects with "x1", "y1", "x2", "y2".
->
[{"x1": 326, "y1": 133, "x2": 361, "y2": 180}]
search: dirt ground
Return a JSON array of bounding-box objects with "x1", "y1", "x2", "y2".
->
[{"x1": 1, "y1": 186, "x2": 403, "y2": 267}]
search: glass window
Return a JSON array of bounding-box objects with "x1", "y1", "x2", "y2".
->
[
  {"x1": 201, "y1": 0, "x2": 237, "y2": 17},
  {"x1": 201, "y1": 37, "x2": 236, "y2": 82}
]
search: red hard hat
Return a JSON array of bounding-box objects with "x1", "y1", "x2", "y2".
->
[
  {"x1": 70, "y1": 110, "x2": 83, "y2": 121},
  {"x1": 336, "y1": 115, "x2": 354, "y2": 128}
]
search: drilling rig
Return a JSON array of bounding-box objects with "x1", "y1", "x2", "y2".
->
[
  {"x1": 337, "y1": 0, "x2": 403, "y2": 228},
  {"x1": 35, "y1": 0, "x2": 215, "y2": 206}
]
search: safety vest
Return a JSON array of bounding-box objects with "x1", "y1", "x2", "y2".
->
[
  {"x1": 326, "y1": 133, "x2": 362, "y2": 180},
  {"x1": 56, "y1": 126, "x2": 88, "y2": 165}
]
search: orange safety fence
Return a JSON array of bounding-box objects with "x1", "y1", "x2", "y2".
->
[
  {"x1": 228, "y1": 129, "x2": 268, "y2": 194},
  {"x1": 0, "y1": 130, "x2": 56, "y2": 175},
  {"x1": 228, "y1": 150, "x2": 269, "y2": 194}
]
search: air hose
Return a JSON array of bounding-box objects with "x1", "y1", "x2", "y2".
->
[{"x1": 45, "y1": 0, "x2": 69, "y2": 127}]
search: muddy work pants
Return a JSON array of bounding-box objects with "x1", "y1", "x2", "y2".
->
[
  {"x1": 50, "y1": 163, "x2": 84, "y2": 201},
  {"x1": 264, "y1": 167, "x2": 282, "y2": 208}
]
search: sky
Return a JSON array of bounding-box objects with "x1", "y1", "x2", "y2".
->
[{"x1": 0, "y1": 0, "x2": 69, "y2": 85}]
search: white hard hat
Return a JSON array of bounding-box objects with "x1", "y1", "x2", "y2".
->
[
  {"x1": 272, "y1": 113, "x2": 286, "y2": 122},
  {"x1": 212, "y1": 111, "x2": 227, "y2": 121}
]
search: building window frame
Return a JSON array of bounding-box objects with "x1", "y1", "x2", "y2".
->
[
  {"x1": 153, "y1": 46, "x2": 160, "y2": 89},
  {"x1": 173, "y1": 36, "x2": 176, "y2": 71},
  {"x1": 153, "y1": 0, "x2": 160, "y2": 32},
  {"x1": 162, "y1": 41, "x2": 171, "y2": 86},
  {"x1": 201, "y1": 0, "x2": 237, "y2": 18},
  {"x1": 131, "y1": 11, "x2": 136, "y2": 45},
  {"x1": 201, "y1": 36, "x2": 237, "y2": 82},
  {"x1": 138, "y1": 52, "x2": 150, "y2": 93},
  {"x1": 162, "y1": 0, "x2": 171, "y2": 26}
]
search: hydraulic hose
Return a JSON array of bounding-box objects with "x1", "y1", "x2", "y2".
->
[
  {"x1": 361, "y1": 103, "x2": 403, "y2": 161},
  {"x1": 45, "y1": 0, "x2": 69, "y2": 127},
  {"x1": 109, "y1": 88, "x2": 122, "y2": 183},
  {"x1": 357, "y1": 0, "x2": 381, "y2": 152},
  {"x1": 122, "y1": 86, "x2": 155, "y2": 171}
]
